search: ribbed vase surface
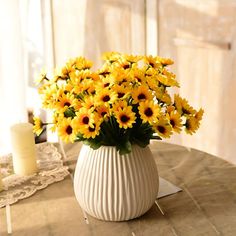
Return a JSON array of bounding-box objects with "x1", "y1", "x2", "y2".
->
[{"x1": 73, "y1": 144, "x2": 159, "y2": 221}]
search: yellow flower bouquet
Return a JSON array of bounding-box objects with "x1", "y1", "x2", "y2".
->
[{"x1": 34, "y1": 52, "x2": 203, "y2": 154}]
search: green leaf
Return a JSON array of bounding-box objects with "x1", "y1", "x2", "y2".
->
[
  {"x1": 74, "y1": 133, "x2": 86, "y2": 142},
  {"x1": 64, "y1": 107, "x2": 76, "y2": 118},
  {"x1": 117, "y1": 140, "x2": 132, "y2": 155},
  {"x1": 129, "y1": 121, "x2": 154, "y2": 148},
  {"x1": 132, "y1": 137, "x2": 150, "y2": 148},
  {"x1": 83, "y1": 139, "x2": 102, "y2": 150}
]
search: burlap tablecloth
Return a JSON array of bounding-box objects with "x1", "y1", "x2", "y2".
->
[{"x1": 0, "y1": 141, "x2": 235, "y2": 236}]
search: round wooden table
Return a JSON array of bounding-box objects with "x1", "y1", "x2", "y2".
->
[{"x1": 0, "y1": 141, "x2": 236, "y2": 235}]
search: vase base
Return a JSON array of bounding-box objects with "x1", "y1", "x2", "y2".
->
[{"x1": 81, "y1": 206, "x2": 154, "y2": 222}]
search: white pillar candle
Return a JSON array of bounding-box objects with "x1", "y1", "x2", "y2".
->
[{"x1": 10, "y1": 123, "x2": 38, "y2": 176}]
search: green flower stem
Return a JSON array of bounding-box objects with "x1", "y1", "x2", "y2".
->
[
  {"x1": 151, "y1": 135, "x2": 162, "y2": 140},
  {"x1": 101, "y1": 121, "x2": 117, "y2": 145}
]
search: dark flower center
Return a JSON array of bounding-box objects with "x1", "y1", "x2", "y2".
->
[
  {"x1": 182, "y1": 108, "x2": 191, "y2": 115},
  {"x1": 66, "y1": 125, "x2": 72, "y2": 134},
  {"x1": 64, "y1": 102, "x2": 71, "y2": 106},
  {"x1": 82, "y1": 116, "x2": 89, "y2": 124},
  {"x1": 138, "y1": 93, "x2": 146, "y2": 100},
  {"x1": 118, "y1": 92, "x2": 125, "y2": 98},
  {"x1": 101, "y1": 111, "x2": 107, "y2": 116},
  {"x1": 144, "y1": 108, "x2": 153, "y2": 117},
  {"x1": 149, "y1": 62, "x2": 155, "y2": 67},
  {"x1": 103, "y1": 95, "x2": 110, "y2": 102},
  {"x1": 89, "y1": 126, "x2": 96, "y2": 132},
  {"x1": 104, "y1": 83, "x2": 110, "y2": 87},
  {"x1": 123, "y1": 64, "x2": 130, "y2": 69},
  {"x1": 185, "y1": 120, "x2": 191, "y2": 129},
  {"x1": 157, "y1": 125, "x2": 166, "y2": 134},
  {"x1": 99, "y1": 71, "x2": 110, "y2": 76},
  {"x1": 120, "y1": 115, "x2": 130, "y2": 123},
  {"x1": 91, "y1": 90, "x2": 96, "y2": 95},
  {"x1": 170, "y1": 119, "x2": 175, "y2": 127}
]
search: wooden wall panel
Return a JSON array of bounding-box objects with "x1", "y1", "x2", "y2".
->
[
  {"x1": 158, "y1": 0, "x2": 236, "y2": 163},
  {"x1": 52, "y1": 0, "x2": 145, "y2": 68}
]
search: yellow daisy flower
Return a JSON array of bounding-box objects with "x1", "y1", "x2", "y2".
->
[
  {"x1": 185, "y1": 117, "x2": 198, "y2": 135},
  {"x1": 95, "y1": 88, "x2": 117, "y2": 105},
  {"x1": 60, "y1": 64, "x2": 75, "y2": 79},
  {"x1": 82, "y1": 70, "x2": 100, "y2": 82},
  {"x1": 98, "y1": 75, "x2": 115, "y2": 89},
  {"x1": 38, "y1": 82, "x2": 49, "y2": 95},
  {"x1": 50, "y1": 112, "x2": 62, "y2": 132},
  {"x1": 65, "y1": 58, "x2": 77, "y2": 67},
  {"x1": 132, "y1": 85, "x2": 153, "y2": 104},
  {"x1": 68, "y1": 70, "x2": 82, "y2": 84},
  {"x1": 167, "y1": 111, "x2": 182, "y2": 133},
  {"x1": 79, "y1": 112, "x2": 102, "y2": 138},
  {"x1": 33, "y1": 117, "x2": 44, "y2": 136},
  {"x1": 153, "y1": 117, "x2": 172, "y2": 138},
  {"x1": 80, "y1": 122, "x2": 101, "y2": 139},
  {"x1": 83, "y1": 81, "x2": 96, "y2": 95},
  {"x1": 187, "y1": 108, "x2": 204, "y2": 132},
  {"x1": 81, "y1": 96, "x2": 96, "y2": 110},
  {"x1": 56, "y1": 93, "x2": 74, "y2": 110},
  {"x1": 114, "y1": 59, "x2": 131, "y2": 70},
  {"x1": 72, "y1": 81, "x2": 86, "y2": 95},
  {"x1": 35, "y1": 68, "x2": 48, "y2": 85},
  {"x1": 166, "y1": 105, "x2": 175, "y2": 114},
  {"x1": 114, "y1": 107, "x2": 136, "y2": 129},
  {"x1": 71, "y1": 99, "x2": 82, "y2": 111},
  {"x1": 97, "y1": 65, "x2": 111, "y2": 77},
  {"x1": 144, "y1": 55, "x2": 162, "y2": 69},
  {"x1": 145, "y1": 67, "x2": 158, "y2": 77},
  {"x1": 70, "y1": 70, "x2": 94, "y2": 85},
  {"x1": 112, "y1": 100, "x2": 129, "y2": 113},
  {"x1": 195, "y1": 108, "x2": 204, "y2": 122},
  {"x1": 53, "y1": 64, "x2": 75, "y2": 81},
  {"x1": 156, "y1": 91, "x2": 172, "y2": 105},
  {"x1": 162, "y1": 68, "x2": 176, "y2": 79},
  {"x1": 159, "y1": 57, "x2": 174, "y2": 66},
  {"x1": 174, "y1": 94, "x2": 196, "y2": 115},
  {"x1": 40, "y1": 84, "x2": 58, "y2": 109},
  {"x1": 112, "y1": 69, "x2": 132, "y2": 85},
  {"x1": 57, "y1": 118, "x2": 76, "y2": 143},
  {"x1": 138, "y1": 101, "x2": 160, "y2": 124},
  {"x1": 112, "y1": 84, "x2": 130, "y2": 100},
  {"x1": 102, "y1": 51, "x2": 121, "y2": 62},
  {"x1": 74, "y1": 108, "x2": 94, "y2": 128},
  {"x1": 96, "y1": 104, "x2": 110, "y2": 118},
  {"x1": 157, "y1": 74, "x2": 179, "y2": 87},
  {"x1": 122, "y1": 54, "x2": 142, "y2": 63},
  {"x1": 64, "y1": 82, "x2": 74, "y2": 93},
  {"x1": 132, "y1": 68, "x2": 146, "y2": 85},
  {"x1": 146, "y1": 76, "x2": 159, "y2": 91},
  {"x1": 75, "y1": 57, "x2": 93, "y2": 70}
]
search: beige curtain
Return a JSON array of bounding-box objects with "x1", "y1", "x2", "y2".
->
[{"x1": 0, "y1": 0, "x2": 28, "y2": 155}]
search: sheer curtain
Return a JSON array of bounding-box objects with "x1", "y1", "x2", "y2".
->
[{"x1": 0, "y1": 0, "x2": 27, "y2": 155}]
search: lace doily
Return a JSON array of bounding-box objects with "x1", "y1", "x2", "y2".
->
[{"x1": 0, "y1": 142, "x2": 70, "y2": 208}]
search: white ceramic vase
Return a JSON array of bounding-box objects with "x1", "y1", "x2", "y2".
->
[{"x1": 73, "y1": 144, "x2": 159, "y2": 221}]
